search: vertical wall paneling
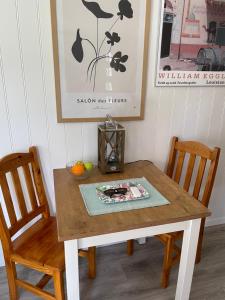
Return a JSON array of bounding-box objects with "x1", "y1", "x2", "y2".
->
[
  {"x1": 0, "y1": 0, "x2": 225, "y2": 266},
  {"x1": 124, "y1": 121, "x2": 143, "y2": 162},
  {"x1": 0, "y1": 0, "x2": 31, "y2": 266},
  {"x1": 195, "y1": 88, "x2": 214, "y2": 142},
  {"x1": 14, "y1": 0, "x2": 32, "y2": 146},
  {"x1": 64, "y1": 124, "x2": 83, "y2": 162},
  {"x1": 0, "y1": 49, "x2": 14, "y2": 154},
  {"x1": 35, "y1": 0, "x2": 55, "y2": 210},
  {"x1": 154, "y1": 88, "x2": 176, "y2": 169},
  {"x1": 182, "y1": 89, "x2": 202, "y2": 139},
  {"x1": 81, "y1": 124, "x2": 84, "y2": 161},
  {"x1": 208, "y1": 89, "x2": 225, "y2": 224},
  {"x1": 123, "y1": 122, "x2": 136, "y2": 163},
  {"x1": 0, "y1": 49, "x2": 13, "y2": 267},
  {"x1": 209, "y1": 88, "x2": 225, "y2": 146},
  {"x1": 147, "y1": 0, "x2": 163, "y2": 164},
  {"x1": 0, "y1": 1, "x2": 30, "y2": 150},
  {"x1": 16, "y1": 0, "x2": 53, "y2": 212},
  {"x1": 151, "y1": 88, "x2": 162, "y2": 164},
  {"x1": 170, "y1": 88, "x2": 188, "y2": 138},
  {"x1": 37, "y1": 0, "x2": 67, "y2": 169},
  {"x1": 205, "y1": 89, "x2": 216, "y2": 141},
  {"x1": 218, "y1": 99, "x2": 225, "y2": 144},
  {"x1": 82, "y1": 123, "x2": 98, "y2": 164}
]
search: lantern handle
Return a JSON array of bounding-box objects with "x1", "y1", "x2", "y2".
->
[{"x1": 106, "y1": 114, "x2": 118, "y2": 129}]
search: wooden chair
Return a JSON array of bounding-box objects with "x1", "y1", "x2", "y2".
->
[
  {"x1": 127, "y1": 136, "x2": 220, "y2": 288},
  {"x1": 0, "y1": 147, "x2": 96, "y2": 300}
]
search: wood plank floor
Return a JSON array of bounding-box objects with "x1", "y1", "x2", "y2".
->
[{"x1": 0, "y1": 224, "x2": 225, "y2": 299}]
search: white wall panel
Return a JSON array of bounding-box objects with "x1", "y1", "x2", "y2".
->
[
  {"x1": 64, "y1": 124, "x2": 83, "y2": 162},
  {"x1": 196, "y1": 89, "x2": 214, "y2": 142},
  {"x1": 0, "y1": 49, "x2": 13, "y2": 267},
  {"x1": 170, "y1": 88, "x2": 188, "y2": 138},
  {"x1": 154, "y1": 88, "x2": 176, "y2": 169},
  {"x1": 0, "y1": 50, "x2": 13, "y2": 155},
  {"x1": 182, "y1": 89, "x2": 201, "y2": 139},
  {"x1": 37, "y1": 0, "x2": 67, "y2": 169},
  {"x1": 82, "y1": 123, "x2": 98, "y2": 164},
  {"x1": 0, "y1": 0, "x2": 225, "y2": 266},
  {"x1": 209, "y1": 89, "x2": 225, "y2": 145},
  {"x1": 0, "y1": 1, "x2": 30, "y2": 150}
]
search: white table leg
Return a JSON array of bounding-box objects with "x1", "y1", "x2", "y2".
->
[
  {"x1": 65, "y1": 239, "x2": 80, "y2": 300},
  {"x1": 175, "y1": 219, "x2": 201, "y2": 300}
]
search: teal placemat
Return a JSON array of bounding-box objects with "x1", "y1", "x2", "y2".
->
[{"x1": 79, "y1": 177, "x2": 170, "y2": 216}]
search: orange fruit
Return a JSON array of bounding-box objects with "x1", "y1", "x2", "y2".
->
[{"x1": 71, "y1": 164, "x2": 85, "y2": 176}]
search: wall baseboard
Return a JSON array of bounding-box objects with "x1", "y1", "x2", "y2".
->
[{"x1": 206, "y1": 217, "x2": 225, "y2": 227}]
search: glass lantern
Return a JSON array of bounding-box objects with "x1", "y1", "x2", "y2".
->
[{"x1": 98, "y1": 117, "x2": 125, "y2": 174}]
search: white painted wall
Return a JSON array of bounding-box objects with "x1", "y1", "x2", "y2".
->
[{"x1": 0, "y1": 0, "x2": 224, "y2": 267}]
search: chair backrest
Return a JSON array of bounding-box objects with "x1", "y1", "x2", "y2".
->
[
  {"x1": 166, "y1": 137, "x2": 220, "y2": 207},
  {"x1": 0, "y1": 147, "x2": 50, "y2": 254}
]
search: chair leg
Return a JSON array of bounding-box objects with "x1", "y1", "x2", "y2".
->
[
  {"x1": 127, "y1": 240, "x2": 134, "y2": 256},
  {"x1": 161, "y1": 237, "x2": 175, "y2": 288},
  {"x1": 5, "y1": 260, "x2": 18, "y2": 300},
  {"x1": 53, "y1": 270, "x2": 65, "y2": 300},
  {"x1": 88, "y1": 247, "x2": 96, "y2": 279}
]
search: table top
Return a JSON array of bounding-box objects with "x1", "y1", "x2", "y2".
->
[{"x1": 54, "y1": 161, "x2": 210, "y2": 241}]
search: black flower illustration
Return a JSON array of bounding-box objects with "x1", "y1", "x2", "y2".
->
[
  {"x1": 82, "y1": 0, "x2": 113, "y2": 19},
  {"x1": 117, "y1": 0, "x2": 133, "y2": 20},
  {"x1": 71, "y1": 29, "x2": 84, "y2": 63},
  {"x1": 110, "y1": 51, "x2": 128, "y2": 72},
  {"x1": 105, "y1": 32, "x2": 121, "y2": 46},
  {"x1": 72, "y1": 1, "x2": 133, "y2": 91}
]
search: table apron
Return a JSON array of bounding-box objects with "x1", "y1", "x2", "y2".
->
[
  {"x1": 65, "y1": 219, "x2": 201, "y2": 300},
  {"x1": 78, "y1": 220, "x2": 191, "y2": 249}
]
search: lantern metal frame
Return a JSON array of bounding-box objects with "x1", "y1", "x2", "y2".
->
[{"x1": 98, "y1": 123, "x2": 125, "y2": 174}]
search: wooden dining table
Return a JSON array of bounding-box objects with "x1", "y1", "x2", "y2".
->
[{"x1": 53, "y1": 161, "x2": 210, "y2": 300}]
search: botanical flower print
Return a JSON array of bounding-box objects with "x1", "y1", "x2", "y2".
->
[
  {"x1": 71, "y1": 0, "x2": 134, "y2": 91},
  {"x1": 117, "y1": 0, "x2": 133, "y2": 20},
  {"x1": 71, "y1": 29, "x2": 84, "y2": 63},
  {"x1": 81, "y1": 0, "x2": 113, "y2": 19},
  {"x1": 110, "y1": 52, "x2": 128, "y2": 72},
  {"x1": 105, "y1": 32, "x2": 121, "y2": 46}
]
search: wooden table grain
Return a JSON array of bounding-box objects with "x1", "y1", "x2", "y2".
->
[{"x1": 54, "y1": 161, "x2": 210, "y2": 300}]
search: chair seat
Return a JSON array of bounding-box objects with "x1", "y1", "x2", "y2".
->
[{"x1": 11, "y1": 217, "x2": 65, "y2": 271}]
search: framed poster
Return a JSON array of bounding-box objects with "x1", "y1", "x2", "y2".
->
[
  {"x1": 156, "y1": 0, "x2": 225, "y2": 87},
  {"x1": 51, "y1": 0, "x2": 150, "y2": 122}
]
